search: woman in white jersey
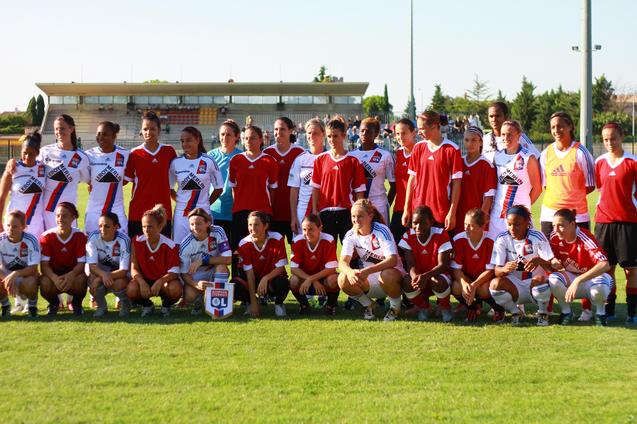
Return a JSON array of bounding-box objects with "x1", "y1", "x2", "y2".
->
[
  {"x1": 338, "y1": 199, "x2": 404, "y2": 321},
  {"x1": 489, "y1": 120, "x2": 542, "y2": 238},
  {"x1": 169, "y1": 126, "x2": 223, "y2": 243},
  {"x1": 85, "y1": 121, "x2": 129, "y2": 234},
  {"x1": 288, "y1": 118, "x2": 326, "y2": 235}
]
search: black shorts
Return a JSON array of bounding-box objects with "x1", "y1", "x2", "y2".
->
[
  {"x1": 214, "y1": 219, "x2": 233, "y2": 250},
  {"x1": 270, "y1": 220, "x2": 293, "y2": 244},
  {"x1": 128, "y1": 220, "x2": 172, "y2": 240},
  {"x1": 595, "y1": 222, "x2": 637, "y2": 268},
  {"x1": 319, "y1": 209, "x2": 352, "y2": 245},
  {"x1": 390, "y1": 211, "x2": 408, "y2": 243}
]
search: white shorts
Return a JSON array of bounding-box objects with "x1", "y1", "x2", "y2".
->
[
  {"x1": 369, "y1": 197, "x2": 390, "y2": 228},
  {"x1": 173, "y1": 213, "x2": 190, "y2": 244},
  {"x1": 549, "y1": 271, "x2": 614, "y2": 299},
  {"x1": 364, "y1": 267, "x2": 404, "y2": 298},
  {"x1": 507, "y1": 275, "x2": 534, "y2": 305},
  {"x1": 85, "y1": 208, "x2": 128, "y2": 235},
  {"x1": 487, "y1": 215, "x2": 507, "y2": 239}
]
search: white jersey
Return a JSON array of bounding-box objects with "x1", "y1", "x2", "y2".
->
[
  {"x1": 483, "y1": 132, "x2": 541, "y2": 163},
  {"x1": 178, "y1": 225, "x2": 231, "y2": 279},
  {"x1": 0, "y1": 231, "x2": 40, "y2": 271},
  {"x1": 170, "y1": 154, "x2": 223, "y2": 215},
  {"x1": 492, "y1": 147, "x2": 535, "y2": 220},
  {"x1": 86, "y1": 230, "x2": 131, "y2": 271},
  {"x1": 6, "y1": 160, "x2": 45, "y2": 234},
  {"x1": 85, "y1": 146, "x2": 129, "y2": 216},
  {"x1": 491, "y1": 229, "x2": 553, "y2": 281},
  {"x1": 349, "y1": 146, "x2": 395, "y2": 201},
  {"x1": 287, "y1": 151, "x2": 317, "y2": 226},
  {"x1": 341, "y1": 221, "x2": 404, "y2": 272}
]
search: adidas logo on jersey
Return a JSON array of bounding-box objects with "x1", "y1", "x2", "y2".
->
[
  {"x1": 152, "y1": 158, "x2": 159, "y2": 164},
  {"x1": 427, "y1": 156, "x2": 434, "y2": 161},
  {"x1": 248, "y1": 165, "x2": 255, "y2": 169},
  {"x1": 402, "y1": 162, "x2": 407, "y2": 167},
  {"x1": 609, "y1": 171, "x2": 616, "y2": 176},
  {"x1": 310, "y1": 255, "x2": 317, "y2": 261},
  {"x1": 258, "y1": 255, "x2": 265, "y2": 261},
  {"x1": 472, "y1": 253, "x2": 479, "y2": 259},
  {"x1": 279, "y1": 160, "x2": 285, "y2": 164},
  {"x1": 61, "y1": 247, "x2": 67, "y2": 252},
  {"x1": 331, "y1": 165, "x2": 339, "y2": 171},
  {"x1": 465, "y1": 170, "x2": 471, "y2": 175},
  {"x1": 421, "y1": 249, "x2": 429, "y2": 255},
  {"x1": 149, "y1": 256, "x2": 155, "y2": 261},
  {"x1": 551, "y1": 164, "x2": 567, "y2": 176}
]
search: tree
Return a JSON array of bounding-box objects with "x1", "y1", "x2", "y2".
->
[
  {"x1": 495, "y1": 90, "x2": 507, "y2": 103},
  {"x1": 382, "y1": 84, "x2": 392, "y2": 113},
  {"x1": 35, "y1": 94, "x2": 45, "y2": 126},
  {"x1": 313, "y1": 66, "x2": 328, "y2": 83},
  {"x1": 592, "y1": 74, "x2": 614, "y2": 113},
  {"x1": 143, "y1": 79, "x2": 169, "y2": 84},
  {"x1": 27, "y1": 96, "x2": 37, "y2": 125},
  {"x1": 403, "y1": 97, "x2": 416, "y2": 118},
  {"x1": 363, "y1": 96, "x2": 385, "y2": 117},
  {"x1": 511, "y1": 76, "x2": 537, "y2": 132},
  {"x1": 429, "y1": 84, "x2": 448, "y2": 112},
  {"x1": 467, "y1": 75, "x2": 490, "y2": 102}
]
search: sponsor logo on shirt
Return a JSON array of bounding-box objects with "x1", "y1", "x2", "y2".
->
[
  {"x1": 115, "y1": 152, "x2": 125, "y2": 167},
  {"x1": 207, "y1": 237, "x2": 217, "y2": 252},
  {"x1": 197, "y1": 160, "x2": 207, "y2": 174},
  {"x1": 302, "y1": 171, "x2": 313, "y2": 185},
  {"x1": 112, "y1": 241, "x2": 120, "y2": 257},
  {"x1": 38, "y1": 164, "x2": 45, "y2": 177},
  {"x1": 369, "y1": 151, "x2": 382, "y2": 164},
  {"x1": 371, "y1": 234, "x2": 381, "y2": 250},
  {"x1": 499, "y1": 169, "x2": 523, "y2": 186},
  {"x1": 608, "y1": 171, "x2": 616, "y2": 176},
  {"x1": 19, "y1": 242, "x2": 28, "y2": 258},
  {"x1": 514, "y1": 155, "x2": 525, "y2": 171},
  {"x1": 68, "y1": 153, "x2": 82, "y2": 169}
]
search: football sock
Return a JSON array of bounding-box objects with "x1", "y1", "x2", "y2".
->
[
  {"x1": 590, "y1": 284, "x2": 610, "y2": 316},
  {"x1": 548, "y1": 274, "x2": 571, "y2": 315},
  {"x1": 626, "y1": 287, "x2": 637, "y2": 317},
  {"x1": 326, "y1": 291, "x2": 339, "y2": 307},
  {"x1": 388, "y1": 296, "x2": 401, "y2": 311},
  {"x1": 404, "y1": 290, "x2": 430, "y2": 309},
  {"x1": 489, "y1": 289, "x2": 518, "y2": 314},
  {"x1": 214, "y1": 272, "x2": 229, "y2": 284},
  {"x1": 531, "y1": 283, "x2": 551, "y2": 314},
  {"x1": 94, "y1": 285, "x2": 107, "y2": 309},
  {"x1": 352, "y1": 293, "x2": 372, "y2": 308},
  {"x1": 433, "y1": 286, "x2": 451, "y2": 309}
]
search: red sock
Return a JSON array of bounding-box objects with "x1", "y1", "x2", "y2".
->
[
  {"x1": 437, "y1": 295, "x2": 451, "y2": 309},
  {"x1": 410, "y1": 294, "x2": 430, "y2": 310},
  {"x1": 547, "y1": 294, "x2": 554, "y2": 313},
  {"x1": 581, "y1": 298, "x2": 592, "y2": 311}
]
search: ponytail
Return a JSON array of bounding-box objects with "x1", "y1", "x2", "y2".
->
[{"x1": 143, "y1": 204, "x2": 167, "y2": 230}]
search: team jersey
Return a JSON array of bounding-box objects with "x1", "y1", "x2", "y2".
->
[
  {"x1": 170, "y1": 154, "x2": 223, "y2": 216},
  {"x1": 6, "y1": 160, "x2": 45, "y2": 227},
  {"x1": 40, "y1": 228, "x2": 87, "y2": 274},
  {"x1": 124, "y1": 144, "x2": 177, "y2": 221},
  {"x1": 208, "y1": 147, "x2": 242, "y2": 222},
  {"x1": 595, "y1": 152, "x2": 637, "y2": 223},
  {"x1": 450, "y1": 232, "x2": 495, "y2": 279},
  {"x1": 482, "y1": 132, "x2": 541, "y2": 162},
  {"x1": 349, "y1": 146, "x2": 395, "y2": 201},
  {"x1": 37, "y1": 144, "x2": 90, "y2": 213},
  {"x1": 540, "y1": 141, "x2": 595, "y2": 222},
  {"x1": 492, "y1": 147, "x2": 535, "y2": 219},
  {"x1": 407, "y1": 139, "x2": 463, "y2": 223},
  {"x1": 86, "y1": 230, "x2": 131, "y2": 271},
  {"x1": 393, "y1": 146, "x2": 414, "y2": 213},
  {"x1": 455, "y1": 155, "x2": 496, "y2": 233},
  {"x1": 228, "y1": 153, "x2": 278, "y2": 214},
  {"x1": 0, "y1": 232, "x2": 40, "y2": 271},
  {"x1": 342, "y1": 222, "x2": 404, "y2": 272},
  {"x1": 236, "y1": 231, "x2": 288, "y2": 280},
  {"x1": 85, "y1": 146, "x2": 129, "y2": 215},
  {"x1": 287, "y1": 151, "x2": 318, "y2": 222},
  {"x1": 133, "y1": 234, "x2": 180, "y2": 281},
  {"x1": 549, "y1": 227, "x2": 607, "y2": 274},
  {"x1": 491, "y1": 229, "x2": 553, "y2": 281},
  {"x1": 398, "y1": 227, "x2": 452, "y2": 274},
  {"x1": 289, "y1": 232, "x2": 338, "y2": 275},
  {"x1": 310, "y1": 151, "x2": 366, "y2": 211},
  {"x1": 178, "y1": 225, "x2": 232, "y2": 274},
  {"x1": 263, "y1": 144, "x2": 305, "y2": 221}
]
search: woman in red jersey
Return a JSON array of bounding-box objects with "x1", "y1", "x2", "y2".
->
[
  {"x1": 124, "y1": 111, "x2": 177, "y2": 238},
  {"x1": 39, "y1": 202, "x2": 88, "y2": 316},
  {"x1": 289, "y1": 214, "x2": 339, "y2": 315},
  {"x1": 127, "y1": 205, "x2": 182, "y2": 318}
]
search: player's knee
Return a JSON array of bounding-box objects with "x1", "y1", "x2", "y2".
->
[
  {"x1": 325, "y1": 274, "x2": 339, "y2": 291},
  {"x1": 39, "y1": 276, "x2": 57, "y2": 297},
  {"x1": 590, "y1": 284, "x2": 610, "y2": 303},
  {"x1": 531, "y1": 282, "x2": 551, "y2": 303},
  {"x1": 126, "y1": 280, "x2": 142, "y2": 301},
  {"x1": 451, "y1": 280, "x2": 462, "y2": 297},
  {"x1": 289, "y1": 275, "x2": 301, "y2": 291},
  {"x1": 162, "y1": 280, "x2": 183, "y2": 302},
  {"x1": 111, "y1": 278, "x2": 128, "y2": 292},
  {"x1": 337, "y1": 272, "x2": 348, "y2": 289},
  {"x1": 489, "y1": 277, "x2": 505, "y2": 291},
  {"x1": 183, "y1": 284, "x2": 201, "y2": 304},
  {"x1": 19, "y1": 277, "x2": 38, "y2": 299}
]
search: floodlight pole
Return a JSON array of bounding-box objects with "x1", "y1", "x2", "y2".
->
[
  {"x1": 580, "y1": 0, "x2": 593, "y2": 152},
  {"x1": 409, "y1": 0, "x2": 416, "y2": 120}
]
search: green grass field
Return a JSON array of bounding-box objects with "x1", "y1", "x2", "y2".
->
[{"x1": 1, "y1": 188, "x2": 636, "y2": 423}]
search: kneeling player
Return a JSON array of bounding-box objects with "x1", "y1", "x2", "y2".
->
[
  {"x1": 548, "y1": 209, "x2": 612, "y2": 326},
  {"x1": 289, "y1": 214, "x2": 339, "y2": 315},
  {"x1": 127, "y1": 205, "x2": 182, "y2": 317},
  {"x1": 179, "y1": 208, "x2": 231, "y2": 315},
  {"x1": 338, "y1": 199, "x2": 403, "y2": 321},
  {"x1": 399, "y1": 206, "x2": 453, "y2": 322},
  {"x1": 489, "y1": 205, "x2": 553, "y2": 325},
  {"x1": 451, "y1": 208, "x2": 504, "y2": 322},
  {"x1": 234, "y1": 211, "x2": 289, "y2": 318},
  {"x1": 0, "y1": 211, "x2": 40, "y2": 317},
  {"x1": 86, "y1": 213, "x2": 132, "y2": 317},
  {"x1": 39, "y1": 202, "x2": 88, "y2": 316}
]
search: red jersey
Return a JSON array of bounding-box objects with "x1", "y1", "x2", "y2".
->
[
  {"x1": 133, "y1": 234, "x2": 180, "y2": 281},
  {"x1": 455, "y1": 156, "x2": 496, "y2": 233},
  {"x1": 264, "y1": 144, "x2": 305, "y2": 221},
  {"x1": 310, "y1": 151, "x2": 366, "y2": 211},
  {"x1": 549, "y1": 228, "x2": 608, "y2": 274},
  {"x1": 393, "y1": 146, "x2": 414, "y2": 213},
  {"x1": 228, "y1": 153, "x2": 278, "y2": 214},
  {"x1": 289, "y1": 232, "x2": 337, "y2": 275},
  {"x1": 398, "y1": 227, "x2": 452, "y2": 273},
  {"x1": 595, "y1": 153, "x2": 637, "y2": 223},
  {"x1": 407, "y1": 139, "x2": 463, "y2": 223},
  {"x1": 124, "y1": 144, "x2": 177, "y2": 221},
  {"x1": 450, "y1": 232, "x2": 495, "y2": 280},
  {"x1": 40, "y1": 228, "x2": 87, "y2": 274},
  {"x1": 237, "y1": 231, "x2": 288, "y2": 280}
]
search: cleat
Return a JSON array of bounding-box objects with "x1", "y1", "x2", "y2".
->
[
  {"x1": 177, "y1": 298, "x2": 187, "y2": 309},
  {"x1": 558, "y1": 313, "x2": 573, "y2": 325},
  {"x1": 510, "y1": 313, "x2": 521, "y2": 325},
  {"x1": 465, "y1": 308, "x2": 479, "y2": 323},
  {"x1": 274, "y1": 304, "x2": 286, "y2": 317},
  {"x1": 317, "y1": 295, "x2": 328, "y2": 308},
  {"x1": 536, "y1": 313, "x2": 550, "y2": 326},
  {"x1": 517, "y1": 304, "x2": 526, "y2": 317},
  {"x1": 493, "y1": 310, "x2": 505, "y2": 323},
  {"x1": 48, "y1": 303, "x2": 59, "y2": 316},
  {"x1": 362, "y1": 304, "x2": 375, "y2": 320},
  {"x1": 298, "y1": 304, "x2": 310, "y2": 315},
  {"x1": 93, "y1": 307, "x2": 107, "y2": 318},
  {"x1": 141, "y1": 306, "x2": 154, "y2": 317},
  {"x1": 626, "y1": 316, "x2": 637, "y2": 325},
  {"x1": 119, "y1": 304, "x2": 130, "y2": 318},
  {"x1": 160, "y1": 306, "x2": 171, "y2": 317},
  {"x1": 417, "y1": 308, "x2": 429, "y2": 322},
  {"x1": 324, "y1": 305, "x2": 336, "y2": 316},
  {"x1": 594, "y1": 314, "x2": 607, "y2": 327},
  {"x1": 191, "y1": 306, "x2": 203, "y2": 316},
  {"x1": 72, "y1": 305, "x2": 84, "y2": 316},
  {"x1": 259, "y1": 295, "x2": 269, "y2": 306},
  {"x1": 578, "y1": 309, "x2": 593, "y2": 322},
  {"x1": 28, "y1": 306, "x2": 38, "y2": 317},
  {"x1": 441, "y1": 308, "x2": 453, "y2": 323},
  {"x1": 376, "y1": 298, "x2": 387, "y2": 309},
  {"x1": 383, "y1": 307, "x2": 400, "y2": 322},
  {"x1": 344, "y1": 297, "x2": 357, "y2": 311},
  {"x1": 1, "y1": 304, "x2": 10, "y2": 317}
]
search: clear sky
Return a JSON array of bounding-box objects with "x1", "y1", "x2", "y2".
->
[{"x1": 1, "y1": 0, "x2": 635, "y2": 113}]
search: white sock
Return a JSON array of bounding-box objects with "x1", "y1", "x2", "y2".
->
[
  {"x1": 352, "y1": 293, "x2": 372, "y2": 307},
  {"x1": 590, "y1": 284, "x2": 610, "y2": 316},
  {"x1": 548, "y1": 273, "x2": 571, "y2": 314},
  {"x1": 388, "y1": 296, "x2": 401, "y2": 310},
  {"x1": 404, "y1": 289, "x2": 421, "y2": 299},
  {"x1": 433, "y1": 285, "x2": 451, "y2": 299},
  {"x1": 531, "y1": 283, "x2": 551, "y2": 314},
  {"x1": 489, "y1": 289, "x2": 518, "y2": 313}
]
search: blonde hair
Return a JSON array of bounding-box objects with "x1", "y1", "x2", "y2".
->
[
  {"x1": 352, "y1": 198, "x2": 385, "y2": 225},
  {"x1": 142, "y1": 204, "x2": 167, "y2": 230}
]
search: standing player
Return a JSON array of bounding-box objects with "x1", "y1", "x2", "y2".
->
[
  {"x1": 170, "y1": 126, "x2": 223, "y2": 243},
  {"x1": 349, "y1": 117, "x2": 395, "y2": 225},
  {"x1": 0, "y1": 211, "x2": 40, "y2": 317},
  {"x1": 39, "y1": 202, "x2": 88, "y2": 316},
  {"x1": 311, "y1": 117, "x2": 366, "y2": 243},
  {"x1": 489, "y1": 205, "x2": 554, "y2": 325},
  {"x1": 455, "y1": 126, "x2": 496, "y2": 234},
  {"x1": 85, "y1": 121, "x2": 129, "y2": 235},
  {"x1": 179, "y1": 208, "x2": 232, "y2": 315},
  {"x1": 390, "y1": 118, "x2": 417, "y2": 242},
  {"x1": 489, "y1": 121, "x2": 542, "y2": 238},
  {"x1": 264, "y1": 117, "x2": 305, "y2": 242},
  {"x1": 127, "y1": 205, "x2": 182, "y2": 317},
  {"x1": 399, "y1": 206, "x2": 453, "y2": 322},
  {"x1": 539, "y1": 111, "x2": 595, "y2": 237},
  {"x1": 124, "y1": 111, "x2": 177, "y2": 238},
  {"x1": 338, "y1": 199, "x2": 404, "y2": 321},
  {"x1": 594, "y1": 123, "x2": 637, "y2": 323},
  {"x1": 288, "y1": 118, "x2": 325, "y2": 235},
  {"x1": 482, "y1": 101, "x2": 540, "y2": 162},
  {"x1": 289, "y1": 214, "x2": 339, "y2": 315},
  {"x1": 402, "y1": 111, "x2": 462, "y2": 230},
  {"x1": 548, "y1": 209, "x2": 612, "y2": 326},
  {"x1": 86, "y1": 213, "x2": 132, "y2": 317}
]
